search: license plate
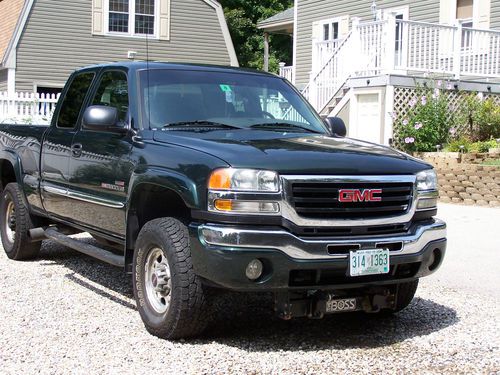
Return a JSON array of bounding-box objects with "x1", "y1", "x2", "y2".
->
[
  {"x1": 349, "y1": 249, "x2": 390, "y2": 277},
  {"x1": 326, "y1": 298, "x2": 357, "y2": 313}
]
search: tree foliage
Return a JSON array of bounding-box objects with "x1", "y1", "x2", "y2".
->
[{"x1": 219, "y1": 0, "x2": 293, "y2": 72}]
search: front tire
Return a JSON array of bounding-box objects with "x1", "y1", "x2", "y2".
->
[
  {"x1": 133, "y1": 217, "x2": 208, "y2": 339},
  {"x1": 393, "y1": 279, "x2": 419, "y2": 311},
  {"x1": 0, "y1": 183, "x2": 41, "y2": 260}
]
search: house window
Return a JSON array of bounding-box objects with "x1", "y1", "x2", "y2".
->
[
  {"x1": 322, "y1": 22, "x2": 339, "y2": 41},
  {"x1": 457, "y1": 0, "x2": 473, "y2": 47},
  {"x1": 457, "y1": 0, "x2": 473, "y2": 25},
  {"x1": 107, "y1": 0, "x2": 156, "y2": 37}
]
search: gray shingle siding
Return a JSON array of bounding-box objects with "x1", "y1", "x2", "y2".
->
[
  {"x1": 492, "y1": 0, "x2": 500, "y2": 29},
  {"x1": 0, "y1": 70, "x2": 7, "y2": 92},
  {"x1": 15, "y1": 0, "x2": 231, "y2": 91},
  {"x1": 295, "y1": 0, "x2": 478, "y2": 86}
]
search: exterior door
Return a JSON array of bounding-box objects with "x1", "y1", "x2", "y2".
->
[
  {"x1": 41, "y1": 71, "x2": 96, "y2": 220},
  {"x1": 351, "y1": 93, "x2": 382, "y2": 144},
  {"x1": 67, "y1": 70, "x2": 134, "y2": 237}
]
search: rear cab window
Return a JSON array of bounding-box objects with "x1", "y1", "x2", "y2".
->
[{"x1": 56, "y1": 72, "x2": 95, "y2": 129}]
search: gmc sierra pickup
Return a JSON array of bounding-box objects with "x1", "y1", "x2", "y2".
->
[{"x1": 0, "y1": 62, "x2": 446, "y2": 339}]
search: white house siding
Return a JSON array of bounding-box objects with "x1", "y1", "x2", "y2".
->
[
  {"x1": 492, "y1": 0, "x2": 500, "y2": 28},
  {"x1": 296, "y1": 0, "x2": 447, "y2": 87},
  {"x1": 0, "y1": 70, "x2": 7, "y2": 91},
  {"x1": 14, "y1": 0, "x2": 232, "y2": 91}
]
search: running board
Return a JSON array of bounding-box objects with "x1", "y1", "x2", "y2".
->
[{"x1": 43, "y1": 227, "x2": 125, "y2": 267}]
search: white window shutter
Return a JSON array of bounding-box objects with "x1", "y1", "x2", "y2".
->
[
  {"x1": 313, "y1": 21, "x2": 325, "y2": 40},
  {"x1": 476, "y1": 0, "x2": 491, "y2": 29},
  {"x1": 339, "y1": 15, "x2": 350, "y2": 38},
  {"x1": 158, "y1": 0, "x2": 171, "y2": 40},
  {"x1": 439, "y1": 0, "x2": 455, "y2": 25},
  {"x1": 92, "y1": 0, "x2": 105, "y2": 35}
]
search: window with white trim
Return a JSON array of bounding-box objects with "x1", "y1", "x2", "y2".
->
[
  {"x1": 322, "y1": 21, "x2": 339, "y2": 41},
  {"x1": 107, "y1": 0, "x2": 157, "y2": 36}
]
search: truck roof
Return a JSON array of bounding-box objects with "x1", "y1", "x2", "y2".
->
[{"x1": 75, "y1": 61, "x2": 279, "y2": 78}]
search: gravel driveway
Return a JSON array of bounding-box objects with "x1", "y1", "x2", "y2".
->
[{"x1": 0, "y1": 204, "x2": 498, "y2": 374}]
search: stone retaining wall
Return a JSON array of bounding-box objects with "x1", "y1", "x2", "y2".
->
[{"x1": 414, "y1": 152, "x2": 500, "y2": 207}]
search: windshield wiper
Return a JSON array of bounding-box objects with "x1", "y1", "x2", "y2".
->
[
  {"x1": 249, "y1": 122, "x2": 322, "y2": 134},
  {"x1": 163, "y1": 120, "x2": 241, "y2": 129}
]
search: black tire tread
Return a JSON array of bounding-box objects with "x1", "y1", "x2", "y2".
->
[
  {"x1": 135, "y1": 217, "x2": 208, "y2": 339},
  {"x1": 0, "y1": 183, "x2": 40, "y2": 260},
  {"x1": 393, "y1": 279, "x2": 419, "y2": 312}
]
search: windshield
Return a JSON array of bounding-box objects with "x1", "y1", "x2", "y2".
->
[{"x1": 139, "y1": 69, "x2": 328, "y2": 133}]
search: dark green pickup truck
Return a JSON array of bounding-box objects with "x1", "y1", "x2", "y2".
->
[{"x1": 0, "y1": 62, "x2": 446, "y2": 339}]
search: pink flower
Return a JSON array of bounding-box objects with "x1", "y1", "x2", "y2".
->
[
  {"x1": 414, "y1": 122, "x2": 423, "y2": 130},
  {"x1": 389, "y1": 112, "x2": 397, "y2": 120},
  {"x1": 421, "y1": 96, "x2": 427, "y2": 105},
  {"x1": 433, "y1": 88, "x2": 440, "y2": 99},
  {"x1": 447, "y1": 82, "x2": 453, "y2": 90},
  {"x1": 437, "y1": 80, "x2": 442, "y2": 88},
  {"x1": 404, "y1": 137, "x2": 415, "y2": 144},
  {"x1": 409, "y1": 98, "x2": 417, "y2": 107},
  {"x1": 449, "y1": 127, "x2": 456, "y2": 135},
  {"x1": 402, "y1": 119, "x2": 409, "y2": 126}
]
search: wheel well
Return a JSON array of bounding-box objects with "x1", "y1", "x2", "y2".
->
[
  {"x1": 0, "y1": 160, "x2": 16, "y2": 191},
  {"x1": 126, "y1": 184, "x2": 191, "y2": 254}
]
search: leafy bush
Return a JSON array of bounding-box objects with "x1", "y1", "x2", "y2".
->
[
  {"x1": 444, "y1": 137, "x2": 472, "y2": 152},
  {"x1": 457, "y1": 93, "x2": 500, "y2": 142},
  {"x1": 469, "y1": 139, "x2": 499, "y2": 153},
  {"x1": 444, "y1": 139, "x2": 499, "y2": 153},
  {"x1": 397, "y1": 84, "x2": 452, "y2": 152}
]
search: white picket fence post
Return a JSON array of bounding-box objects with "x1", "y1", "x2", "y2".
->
[{"x1": 0, "y1": 92, "x2": 60, "y2": 125}]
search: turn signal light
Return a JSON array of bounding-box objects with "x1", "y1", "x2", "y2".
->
[
  {"x1": 208, "y1": 169, "x2": 232, "y2": 190},
  {"x1": 214, "y1": 199, "x2": 233, "y2": 211}
]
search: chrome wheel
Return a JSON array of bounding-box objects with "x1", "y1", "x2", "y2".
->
[
  {"x1": 144, "y1": 247, "x2": 172, "y2": 314},
  {"x1": 4, "y1": 200, "x2": 15, "y2": 243}
]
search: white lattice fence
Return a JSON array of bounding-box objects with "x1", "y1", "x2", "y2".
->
[{"x1": 392, "y1": 87, "x2": 500, "y2": 149}]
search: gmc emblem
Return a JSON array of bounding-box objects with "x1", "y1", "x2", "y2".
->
[{"x1": 338, "y1": 189, "x2": 382, "y2": 203}]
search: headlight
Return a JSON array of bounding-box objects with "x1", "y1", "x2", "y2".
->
[
  {"x1": 416, "y1": 169, "x2": 437, "y2": 191},
  {"x1": 208, "y1": 168, "x2": 280, "y2": 192}
]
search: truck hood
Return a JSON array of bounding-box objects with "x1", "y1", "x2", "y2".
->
[{"x1": 153, "y1": 129, "x2": 430, "y2": 175}]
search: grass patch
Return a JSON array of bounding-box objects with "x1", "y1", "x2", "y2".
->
[{"x1": 481, "y1": 159, "x2": 500, "y2": 166}]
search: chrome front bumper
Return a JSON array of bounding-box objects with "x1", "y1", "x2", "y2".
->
[{"x1": 199, "y1": 219, "x2": 447, "y2": 261}]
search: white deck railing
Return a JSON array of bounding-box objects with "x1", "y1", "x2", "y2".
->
[
  {"x1": 278, "y1": 63, "x2": 295, "y2": 83},
  {"x1": 0, "y1": 92, "x2": 60, "y2": 125},
  {"x1": 394, "y1": 20, "x2": 500, "y2": 77},
  {"x1": 302, "y1": 16, "x2": 500, "y2": 113}
]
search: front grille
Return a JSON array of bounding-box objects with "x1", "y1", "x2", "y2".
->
[{"x1": 290, "y1": 181, "x2": 414, "y2": 219}]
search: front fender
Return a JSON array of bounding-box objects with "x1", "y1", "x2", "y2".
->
[{"x1": 127, "y1": 166, "x2": 201, "y2": 210}]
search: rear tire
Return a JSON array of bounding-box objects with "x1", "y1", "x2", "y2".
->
[
  {"x1": 133, "y1": 217, "x2": 208, "y2": 339},
  {"x1": 0, "y1": 183, "x2": 41, "y2": 260}
]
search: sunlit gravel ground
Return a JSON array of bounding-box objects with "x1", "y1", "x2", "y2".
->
[{"x1": 0, "y1": 203, "x2": 498, "y2": 374}]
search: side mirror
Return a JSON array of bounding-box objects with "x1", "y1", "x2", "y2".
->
[
  {"x1": 324, "y1": 117, "x2": 347, "y2": 137},
  {"x1": 82, "y1": 105, "x2": 127, "y2": 133}
]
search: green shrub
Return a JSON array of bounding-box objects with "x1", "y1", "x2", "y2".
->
[
  {"x1": 397, "y1": 84, "x2": 452, "y2": 152},
  {"x1": 457, "y1": 94, "x2": 500, "y2": 141},
  {"x1": 469, "y1": 139, "x2": 499, "y2": 153},
  {"x1": 444, "y1": 138, "x2": 472, "y2": 152}
]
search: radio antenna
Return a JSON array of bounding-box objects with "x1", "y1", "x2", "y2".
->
[{"x1": 146, "y1": 29, "x2": 151, "y2": 129}]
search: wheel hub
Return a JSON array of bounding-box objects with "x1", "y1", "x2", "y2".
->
[
  {"x1": 144, "y1": 247, "x2": 172, "y2": 314},
  {"x1": 4, "y1": 200, "x2": 16, "y2": 243}
]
